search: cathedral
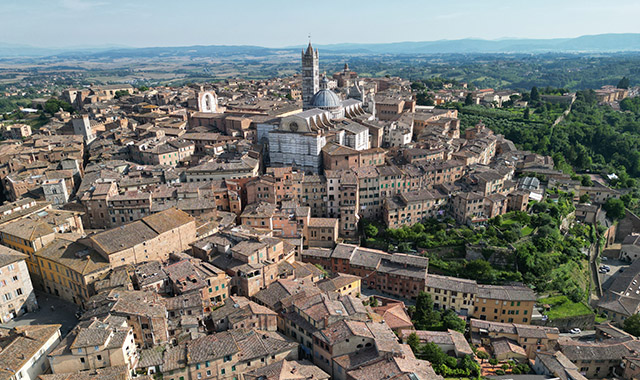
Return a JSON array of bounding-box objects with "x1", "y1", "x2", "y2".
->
[
  {"x1": 263, "y1": 42, "x2": 371, "y2": 173},
  {"x1": 301, "y1": 42, "x2": 365, "y2": 119}
]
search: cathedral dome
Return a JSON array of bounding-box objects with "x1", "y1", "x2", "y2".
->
[{"x1": 310, "y1": 89, "x2": 341, "y2": 110}]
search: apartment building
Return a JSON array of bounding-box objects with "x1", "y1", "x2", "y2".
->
[
  {"x1": 470, "y1": 319, "x2": 559, "y2": 359},
  {"x1": 48, "y1": 320, "x2": 137, "y2": 374},
  {"x1": 472, "y1": 284, "x2": 536, "y2": 324},
  {"x1": 0, "y1": 324, "x2": 62, "y2": 380},
  {"x1": 383, "y1": 189, "x2": 448, "y2": 228},
  {"x1": 424, "y1": 273, "x2": 478, "y2": 315},
  {"x1": 301, "y1": 244, "x2": 429, "y2": 300},
  {"x1": 0, "y1": 246, "x2": 37, "y2": 322},
  {"x1": 35, "y1": 238, "x2": 110, "y2": 306}
]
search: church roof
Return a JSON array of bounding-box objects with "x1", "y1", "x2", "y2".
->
[{"x1": 311, "y1": 89, "x2": 341, "y2": 109}]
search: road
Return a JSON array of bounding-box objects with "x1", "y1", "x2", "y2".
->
[
  {"x1": 560, "y1": 329, "x2": 596, "y2": 340},
  {"x1": 2, "y1": 291, "x2": 79, "y2": 336},
  {"x1": 599, "y1": 258, "x2": 630, "y2": 291}
]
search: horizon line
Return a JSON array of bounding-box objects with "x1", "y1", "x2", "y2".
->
[{"x1": 2, "y1": 32, "x2": 639, "y2": 51}]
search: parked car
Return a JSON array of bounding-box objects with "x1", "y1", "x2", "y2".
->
[
  {"x1": 601, "y1": 257, "x2": 608, "y2": 261},
  {"x1": 570, "y1": 328, "x2": 581, "y2": 334}
]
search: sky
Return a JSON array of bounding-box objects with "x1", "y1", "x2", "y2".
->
[{"x1": 2, "y1": 0, "x2": 640, "y2": 48}]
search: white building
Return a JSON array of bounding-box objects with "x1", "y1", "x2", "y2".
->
[
  {"x1": 0, "y1": 324, "x2": 61, "y2": 380},
  {"x1": 42, "y1": 178, "x2": 69, "y2": 206},
  {"x1": 338, "y1": 120, "x2": 369, "y2": 151},
  {"x1": 71, "y1": 115, "x2": 96, "y2": 144},
  {"x1": 0, "y1": 246, "x2": 37, "y2": 323}
]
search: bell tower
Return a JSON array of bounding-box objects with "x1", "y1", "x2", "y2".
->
[{"x1": 302, "y1": 41, "x2": 319, "y2": 109}]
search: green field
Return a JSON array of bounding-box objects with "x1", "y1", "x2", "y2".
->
[{"x1": 538, "y1": 295, "x2": 593, "y2": 319}]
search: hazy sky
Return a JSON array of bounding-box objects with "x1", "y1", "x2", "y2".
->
[{"x1": 2, "y1": 0, "x2": 640, "y2": 48}]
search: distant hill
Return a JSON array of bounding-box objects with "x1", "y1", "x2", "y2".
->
[
  {"x1": 313, "y1": 34, "x2": 640, "y2": 54},
  {"x1": 1, "y1": 34, "x2": 640, "y2": 59}
]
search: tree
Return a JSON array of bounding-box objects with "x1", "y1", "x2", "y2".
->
[
  {"x1": 465, "y1": 93, "x2": 474, "y2": 106},
  {"x1": 442, "y1": 309, "x2": 466, "y2": 333},
  {"x1": 465, "y1": 260, "x2": 495, "y2": 282},
  {"x1": 476, "y1": 350, "x2": 489, "y2": 362},
  {"x1": 413, "y1": 292, "x2": 440, "y2": 329},
  {"x1": 138, "y1": 86, "x2": 149, "y2": 91},
  {"x1": 364, "y1": 223, "x2": 378, "y2": 238},
  {"x1": 458, "y1": 355, "x2": 481, "y2": 377},
  {"x1": 44, "y1": 98, "x2": 73, "y2": 114},
  {"x1": 406, "y1": 332, "x2": 421, "y2": 353},
  {"x1": 579, "y1": 194, "x2": 590, "y2": 204},
  {"x1": 530, "y1": 86, "x2": 540, "y2": 101},
  {"x1": 581, "y1": 174, "x2": 593, "y2": 187},
  {"x1": 618, "y1": 76, "x2": 630, "y2": 89},
  {"x1": 114, "y1": 90, "x2": 129, "y2": 99},
  {"x1": 523, "y1": 107, "x2": 530, "y2": 120},
  {"x1": 624, "y1": 313, "x2": 640, "y2": 336},
  {"x1": 421, "y1": 343, "x2": 457, "y2": 368},
  {"x1": 513, "y1": 363, "x2": 530, "y2": 375},
  {"x1": 603, "y1": 198, "x2": 626, "y2": 220}
]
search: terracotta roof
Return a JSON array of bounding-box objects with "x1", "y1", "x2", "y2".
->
[
  {"x1": 0, "y1": 324, "x2": 61, "y2": 380},
  {"x1": 244, "y1": 359, "x2": 329, "y2": 380},
  {"x1": 38, "y1": 366, "x2": 131, "y2": 380}
]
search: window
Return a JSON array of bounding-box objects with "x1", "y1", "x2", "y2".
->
[
  {"x1": 80, "y1": 358, "x2": 85, "y2": 363},
  {"x1": 97, "y1": 355, "x2": 102, "y2": 361}
]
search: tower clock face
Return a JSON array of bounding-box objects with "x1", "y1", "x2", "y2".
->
[{"x1": 289, "y1": 122, "x2": 299, "y2": 131}]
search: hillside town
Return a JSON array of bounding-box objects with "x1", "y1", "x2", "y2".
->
[{"x1": 1, "y1": 42, "x2": 640, "y2": 380}]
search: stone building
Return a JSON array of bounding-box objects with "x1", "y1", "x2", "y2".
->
[
  {"x1": 42, "y1": 178, "x2": 70, "y2": 206},
  {"x1": 0, "y1": 324, "x2": 62, "y2": 380},
  {"x1": 48, "y1": 319, "x2": 137, "y2": 374},
  {"x1": 307, "y1": 218, "x2": 339, "y2": 248},
  {"x1": 208, "y1": 296, "x2": 278, "y2": 332},
  {"x1": 301, "y1": 244, "x2": 429, "y2": 300},
  {"x1": 81, "y1": 208, "x2": 197, "y2": 266},
  {"x1": 469, "y1": 319, "x2": 559, "y2": 359}
]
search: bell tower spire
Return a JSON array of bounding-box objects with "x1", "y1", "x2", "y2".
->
[{"x1": 302, "y1": 37, "x2": 319, "y2": 109}]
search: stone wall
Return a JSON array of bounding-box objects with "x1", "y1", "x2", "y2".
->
[{"x1": 616, "y1": 209, "x2": 640, "y2": 243}]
